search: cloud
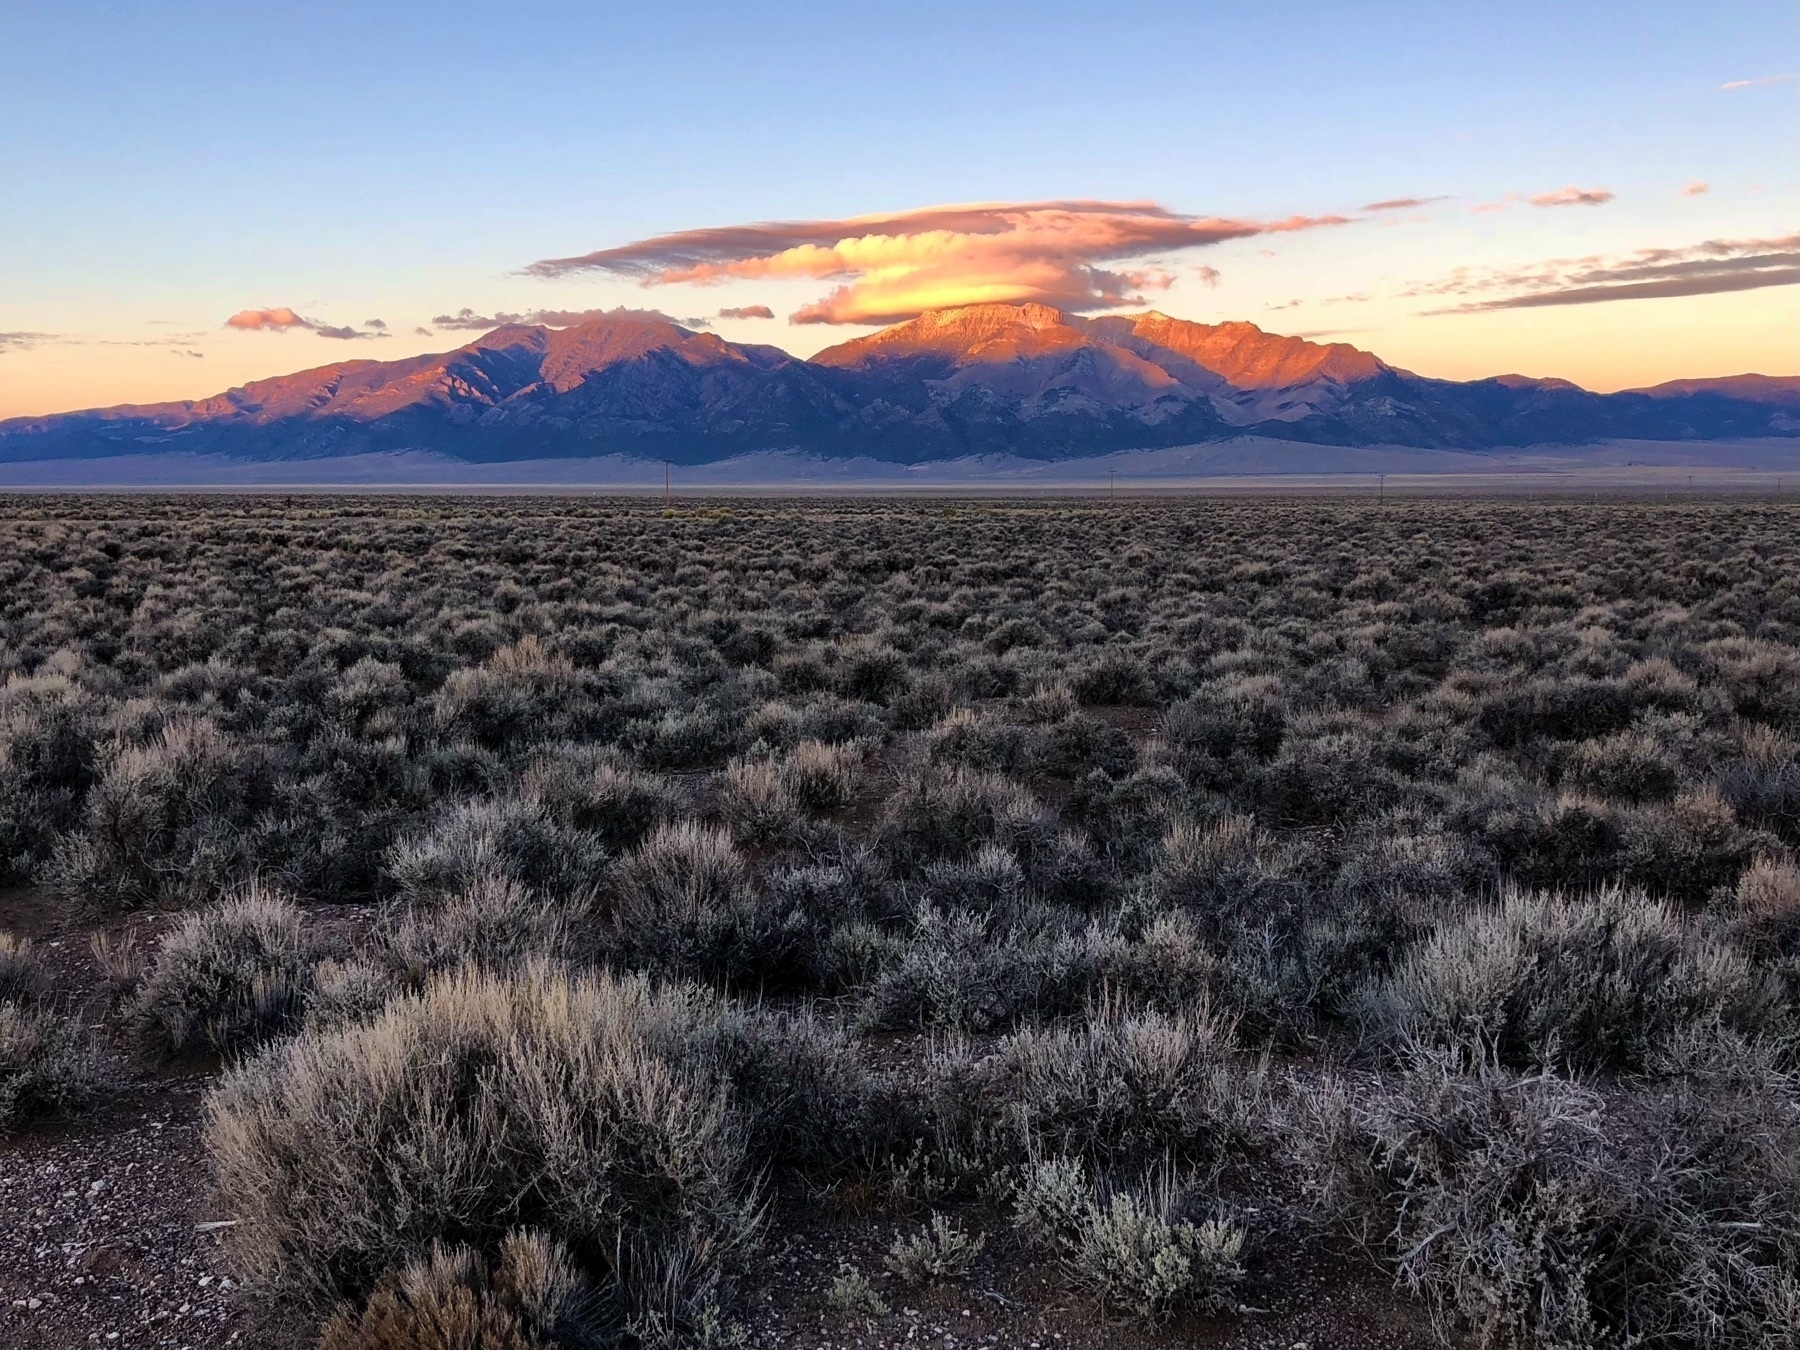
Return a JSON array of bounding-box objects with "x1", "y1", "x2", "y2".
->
[
  {"x1": 172, "y1": 349, "x2": 205, "y2": 358},
  {"x1": 227, "y1": 307, "x2": 384, "y2": 339},
  {"x1": 1681, "y1": 181, "x2": 1710, "y2": 197},
  {"x1": 1526, "y1": 186, "x2": 1615, "y2": 208},
  {"x1": 0, "y1": 331, "x2": 56, "y2": 354},
  {"x1": 365, "y1": 318, "x2": 388, "y2": 330},
  {"x1": 1361, "y1": 195, "x2": 1450, "y2": 211},
  {"x1": 414, "y1": 327, "x2": 434, "y2": 337},
  {"x1": 718, "y1": 304, "x2": 776, "y2": 320},
  {"x1": 1469, "y1": 201, "x2": 1508, "y2": 214},
  {"x1": 524, "y1": 199, "x2": 1354, "y2": 325},
  {"x1": 430, "y1": 305, "x2": 690, "y2": 331},
  {"x1": 226, "y1": 306, "x2": 311, "y2": 332},
  {"x1": 1721, "y1": 73, "x2": 1796, "y2": 90},
  {"x1": 1417, "y1": 233, "x2": 1800, "y2": 313},
  {"x1": 1193, "y1": 266, "x2": 1221, "y2": 288}
]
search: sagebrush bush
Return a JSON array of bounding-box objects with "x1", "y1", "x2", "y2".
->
[
  {"x1": 316, "y1": 1230, "x2": 598, "y2": 1350},
  {"x1": 1, "y1": 999, "x2": 103, "y2": 1130},
  {"x1": 207, "y1": 964, "x2": 765, "y2": 1334},
  {"x1": 381, "y1": 872, "x2": 582, "y2": 983},
  {"x1": 0, "y1": 931, "x2": 46, "y2": 1004},
  {"x1": 1012, "y1": 1158, "x2": 1244, "y2": 1325},
  {"x1": 885, "y1": 1214, "x2": 985, "y2": 1285},
  {"x1": 1356, "y1": 883, "x2": 1782, "y2": 1073},
  {"x1": 1295, "y1": 1055, "x2": 1800, "y2": 1350},
  {"x1": 992, "y1": 1000, "x2": 1265, "y2": 1167},
  {"x1": 128, "y1": 882, "x2": 318, "y2": 1057},
  {"x1": 386, "y1": 794, "x2": 606, "y2": 909}
]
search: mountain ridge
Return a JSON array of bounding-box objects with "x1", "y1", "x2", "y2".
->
[{"x1": 3, "y1": 304, "x2": 1794, "y2": 467}]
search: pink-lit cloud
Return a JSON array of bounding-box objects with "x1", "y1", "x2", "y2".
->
[
  {"x1": 1681, "y1": 181, "x2": 1710, "y2": 197},
  {"x1": 1361, "y1": 195, "x2": 1450, "y2": 211},
  {"x1": 226, "y1": 307, "x2": 385, "y2": 339},
  {"x1": 1721, "y1": 73, "x2": 1796, "y2": 90},
  {"x1": 525, "y1": 200, "x2": 1354, "y2": 325},
  {"x1": 1193, "y1": 266, "x2": 1221, "y2": 288},
  {"x1": 431, "y1": 305, "x2": 694, "y2": 331},
  {"x1": 1415, "y1": 233, "x2": 1800, "y2": 312},
  {"x1": 226, "y1": 306, "x2": 311, "y2": 332},
  {"x1": 1526, "y1": 186, "x2": 1615, "y2": 208},
  {"x1": 718, "y1": 304, "x2": 776, "y2": 319}
]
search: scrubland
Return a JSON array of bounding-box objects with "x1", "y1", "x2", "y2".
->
[{"x1": 1, "y1": 493, "x2": 1797, "y2": 1349}]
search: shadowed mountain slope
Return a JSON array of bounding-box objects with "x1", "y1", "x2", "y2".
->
[{"x1": 3, "y1": 305, "x2": 1793, "y2": 466}]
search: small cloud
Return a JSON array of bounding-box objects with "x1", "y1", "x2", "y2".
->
[
  {"x1": 431, "y1": 305, "x2": 691, "y2": 331},
  {"x1": 414, "y1": 326, "x2": 434, "y2": 337},
  {"x1": 172, "y1": 349, "x2": 205, "y2": 358},
  {"x1": 227, "y1": 307, "x2": 383, "y2": 339},
  {"x1": 1192, "y1": 266, "x2": 1221, "y2": 288},
  {"x1": 1527, "y1": 186, "x2": 1615, "y2": 208},
  {"x1": 718, "y1": 304, "x2": 776, "y2": 320},
  {"x1": 1721, "y1": 73, "x2": 1796, "y2": 91},
  {"x1": 0, "y1": 331, "x2": 56, "y2": 354},
  {"x1": 1470, "y1": 201, "x2": 1508, "y2": 214},
  {"x1": 1266, "y1": 298, "x2": 1304, "y2": 310},
  {"x1": 1417, "y1": 231, "x2": 1800, "y2": 313},
  {"x1": 1681, "y1": 181, "x2": 1710, "y2": 197},
  {"x1": 1360, "y1": 195, "x2": 1450, "y2": 212},
  {"x1": 365, "y1": 318, "x2": 388, "y2": 330},
  {"x1": 226, "y1": 306, "x2": 311, "y2": 332}
]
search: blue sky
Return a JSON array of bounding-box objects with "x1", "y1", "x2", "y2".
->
[{"x1": 1, "y1": 0, "x2": 1794, "y2": 416}]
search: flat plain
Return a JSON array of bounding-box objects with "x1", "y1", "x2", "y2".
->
[{"x1": 1, "y1": 494, "x2": 1796, "y2": 1350}]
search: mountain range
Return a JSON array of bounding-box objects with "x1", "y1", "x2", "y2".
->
[{"x1": 2, "y1": 304, "x2": 1794, "y2": 469}]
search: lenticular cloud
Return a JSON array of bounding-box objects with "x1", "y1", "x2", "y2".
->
[{"x1": 525, "y1": 200, "x2": 1351, "y2": 325}]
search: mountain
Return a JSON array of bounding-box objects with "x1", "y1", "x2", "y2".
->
[{"x1": 3, "y1": 304, "x2": 1794, "y2": 469}]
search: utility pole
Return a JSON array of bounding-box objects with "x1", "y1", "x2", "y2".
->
[
  {"x1": 1378, "y1": 473, "x2": 1386, "y2": 505},
  {"x1": 1109, "y1": 470, "x2": 1116, "y2": 501},
  {"x1": 664, "y1": 459, "x2": 671, "y2": 504}
]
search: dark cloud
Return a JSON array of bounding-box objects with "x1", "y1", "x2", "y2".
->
[
  {"x1": 314, "y1": 324, "x2": 378, "y2": 341},
  {"x1": 0, "y1": 331, "x2": 56, "y2": 354},
  {"x1": 365, "y1": 318, "x2": 388, "y2": 330},
  {"x1": 718, "y1": 305, "x2": 776, "y2": 320},
  {"x1": 1361, "y1": 196, "x2": 1450, "y2": 211},
  {"x1": 172, "y1": 349, "x2": 205, "y2": 358},
  {"x1": 1419, "y1": 233, "x2": 1800, "y2": 313},
  {"x1": 414, "y1": 326, "x2": 434, "y2": 337},
  {"x1": 523, "y1": 199, "x2": 1353, "y2": 325}
]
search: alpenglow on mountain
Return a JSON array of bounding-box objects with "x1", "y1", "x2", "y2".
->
[{"x1": 4, "y1": 304, "x2": 1794, "y2": 467}]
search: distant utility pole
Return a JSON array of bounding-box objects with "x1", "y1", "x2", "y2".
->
[
  {"x1": 1687, "y1": 474, "x2": 1694, "y2": 495},
  {"x1": 1379, "y1": 473, "x2": 1386, "y2": 504},
  {"x1": 664, "y1": 459, "x2": 671, "y2": 504},
  {"x1": 1109, "y1": 470, "x2": 1116, "y2": 501}
]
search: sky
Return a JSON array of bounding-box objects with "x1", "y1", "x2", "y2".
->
[{"x1": 0, "y1": 0, "x2": 1795, "y2": 419}]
